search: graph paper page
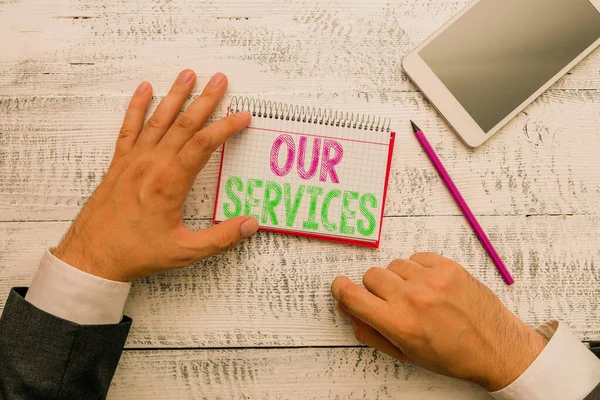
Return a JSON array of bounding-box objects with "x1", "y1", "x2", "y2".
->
[{"x1": 215, "y1": 113, "x2": 394, "y2": 245}]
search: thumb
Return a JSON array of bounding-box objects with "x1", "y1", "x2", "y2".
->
[{"x1": 186, "y1": 216, "x2": 259, "y2": 260}]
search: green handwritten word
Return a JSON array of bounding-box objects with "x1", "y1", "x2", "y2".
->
[{"x1": 222, "y1": 176, "x2": 378, "y2": 237}]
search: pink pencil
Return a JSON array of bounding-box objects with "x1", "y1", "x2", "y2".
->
[{"x1": 411, "y1": 121, "x2": 514, "y2": 285}]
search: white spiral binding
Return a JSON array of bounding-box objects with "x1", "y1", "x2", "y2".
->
[{"x1": 230, "y1": 96, "x2": 391, "y2": 133}]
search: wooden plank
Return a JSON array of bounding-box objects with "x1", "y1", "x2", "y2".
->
[
  {"x1": 1, "y1": 0, "x2": 598, "y2": 396},
  {"x1": 1, "y1": 0, "x2": 599, "y2": 97},
  {"x1": 1, "y1": 215, "x2": 599, "y2": 347},
  {"x1": 1, "y1": 90, "x2": 600, "y2": 221},
  {"x1": 108, "y1": 348, "x2": 489, "y2": 399}
]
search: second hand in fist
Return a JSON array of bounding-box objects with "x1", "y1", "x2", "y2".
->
[{"x1": 331, "y1": 253, "x2": 548, "y2": 391}]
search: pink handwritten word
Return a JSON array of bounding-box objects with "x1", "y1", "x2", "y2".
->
[{"x1": 270, "y1": 134, "x2": 344, "y2": 184}]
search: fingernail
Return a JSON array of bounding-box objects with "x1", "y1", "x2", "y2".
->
[
  {"x1": 209, "y1": 72, "x2": 226, "y2": 86},
  {"x1": 177, "y1": 69, "x2": 195, "y2": 85},
  {"x1": 240, "y1": 218, "x2": 259, "y2": 238},
  {"x1": 135, "y1": 81, "x2": 150, "y2": 94},
  {"x1": 234, "y1": 111, "x2": 251, "y2": 119}
]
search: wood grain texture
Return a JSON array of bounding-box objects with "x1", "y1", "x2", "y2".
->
[
  {"x1": 1, "y1": 0, "x2": 599, "y2": 97},
  {"x1": 1, "y1": 90, "x2": 600, "y2": 221},
  {"x1": 108, "y1": 348, "x2": 490, "y2": 399},
  {"x1": 2, "y1": 0, "x2": 600, "y2": 398},
  {"x1": 1, "y1": 215, "x2": 599, "y2": 347}
]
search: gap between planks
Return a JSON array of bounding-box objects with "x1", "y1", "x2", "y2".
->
[{"x1": 0, "y1": 214, "x2": 592, "y2": 224}]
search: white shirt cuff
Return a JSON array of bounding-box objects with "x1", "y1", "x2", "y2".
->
[
  {"x1": 25, "y1": 249, "x2": 131, "y2": 325},
  {"x1": 491, "y1": 321, "x2": 600, "y2": 400}
]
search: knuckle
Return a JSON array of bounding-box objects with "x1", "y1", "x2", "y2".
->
[
  {"x1": 441, "y1": 260, "x2": 458, "y2": 274},
  {"x1": 216, "y1": 229, "x2": 238, "y2": 251},
  {"x1": 108, "y1": 156, "x2": 127, "y2": 174},
  {"x1": 431, "y1": 268, "x2": 455, "y2": 291},
  {"x1": 410, "y1": 252, "x2": 443, "y2": 267},
  {"x1": 446, "y1": 259, "x2": 462, "y2": 272},
  {"x1": 362, "y1": 267, "x2": 380, "y2": 286},
  {"x1": 150, "y1": 171, "x2": 174, "y2": 196},
  {"x1": 431, "y1": 276, "x2": 451, "y2": 292},
  {"x1": 396, "y1": 320, "x2": 420, "y2": 343},
  {"x1": 133, "y1": 162, "x2": 150, "y2": 180},
  {"x1": 189, "y1": 133, "x2": 212, "y2": 153},
  {"x1": 387, "y1": 259, "x2": 406, "y2": 270},
  {"x1": 177, "y1": 151, "x2": 195, "y2": 172},
  {"x1": 118, "y1": 127, "x2": 137, "y2": 140},
  {"x1": 146, "y1": 115, "x2": 164, "y2": 130},
  {"x1": 172, "y1": 247, "x2": 197, "y2": 267},
  {"x1": 407, "y1": 288, "x2": 437, "y2": 311},
  {"x1": 173, "y1": 115, "x2": 195, "y2": 131},
  {"x1": 409, "y1": 252, "x2": 430, "y2": 262}
]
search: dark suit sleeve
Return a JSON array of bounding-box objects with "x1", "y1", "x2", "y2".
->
[
  {"x1": 583, "y1": 342, "x2": 600, "y2": 400},
  {"x1": 0, "y1": 288, "x2": 131, "y2": 400}
]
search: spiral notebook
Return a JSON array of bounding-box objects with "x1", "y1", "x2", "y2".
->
[{"x1": 213, "y1": 97, "x2": 396, "y2": 248}]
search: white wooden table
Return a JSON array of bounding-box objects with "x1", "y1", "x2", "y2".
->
[{"x1": 1, "y1": 0, "x2": 599, "y2": 398}]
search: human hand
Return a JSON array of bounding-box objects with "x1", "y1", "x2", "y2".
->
[
  {"x1": 331, "y1": 253, "x2": 547, "y2": 391},
  {"x1": 54, "y1": 69, "x2": 258, "y2": 282}
]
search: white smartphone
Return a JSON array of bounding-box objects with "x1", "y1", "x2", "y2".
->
[{"x1": 403, "y1": 0, "x2": 600, "y2": 147}]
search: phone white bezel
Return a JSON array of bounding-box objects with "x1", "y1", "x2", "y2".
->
[{"x1": 402, "y1": 0, "x2": 600, "y2": 148}]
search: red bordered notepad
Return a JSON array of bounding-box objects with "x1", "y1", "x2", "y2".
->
[{"x1": 213, "y1": 97, "x2": 396, "y2": 248}]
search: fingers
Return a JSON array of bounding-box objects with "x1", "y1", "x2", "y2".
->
[
  {"x1": 387, "y1": 259, "x2": 427, "y2": 280},
  {"x1": 175, "y1": 111, "x2": 251, "y2": 178},
  {"x1": 409, "y1": 252, "x2": 446, "y2": 268},
  {"x1": 136, "y1": 69, "x2": 197, "y2": 149},
  {"x1": 362, "y1": 267, "x2": 405, "y2": 300},
  {"x1": 113, "y1": 81, "x2": 153, "y2": 160},
  {"x1": 158, "y1": 73, "x2": 229, "y2": 155},
  {"x1": 183, "y1": 216, "x2": 259, "y2": 260},
  {"x1": 331, "y1": 276, "x2": 392, "y2": 332},
  {"x1": 337, "y1": 305, "x2": 408, "y2": 362}
]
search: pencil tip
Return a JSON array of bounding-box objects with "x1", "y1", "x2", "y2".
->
[{"x1": 410, "y1": 120, "x2": 421, "y2": 133}]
